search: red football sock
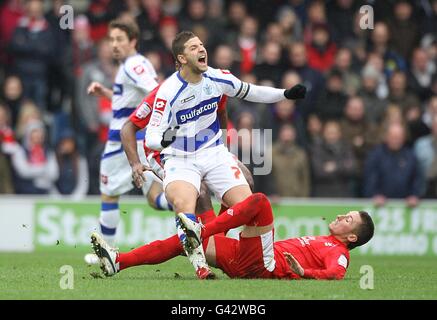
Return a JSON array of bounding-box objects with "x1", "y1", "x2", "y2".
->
[
  {"x1": 201, "y1": 193, "x2": 273, "y2": 239},
  {"x1": 196, "y1": 209, "x2": 216, "y2": 224},
  {"x1": 117, "y1": 235, "x2": 183, "y2": 271}
]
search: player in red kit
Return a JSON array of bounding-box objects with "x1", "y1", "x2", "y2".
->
[{"x1": 91, "y1": 193, "x2": 374, "y2": 280}]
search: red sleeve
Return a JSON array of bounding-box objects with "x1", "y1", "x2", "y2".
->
[
  {"x1": 302, "y1": 249, "x2": 349, "y2": 280},
  {"x1": 217, "y1": 94, "x2": 228, "y2": 112},
  {"x1": 128, "y1": 85, "x2": 160, "y2": 129}
]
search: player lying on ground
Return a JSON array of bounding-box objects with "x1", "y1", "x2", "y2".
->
[
  {"x1": 91, "y1": 193, "x2": 374, "y2": 280},
  {"x1": 143, "y1": 30, "x2": 307, "y2": 277}
]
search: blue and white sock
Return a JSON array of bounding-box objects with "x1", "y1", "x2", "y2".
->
[
  {"x1": 155, "y1": 192, "x2": 173, "y2": 211},
  {"x1": 99, "y1": 202, "x2": 120, "y2": 247}
]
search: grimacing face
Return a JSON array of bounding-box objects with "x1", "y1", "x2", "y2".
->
[
  {"x1": 329, "y1": 211, "x2": 363, "y2": 241},
  {"x1": 109, "y1": 28, "x2": 136, "y2": 61},
  {"x1": 179, "y1": 36, "x2": 208, "y2": 73}
]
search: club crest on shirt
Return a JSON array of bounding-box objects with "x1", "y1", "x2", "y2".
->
[
  {"x1": 133, "y1": 65, "x2": 144, "y2": 75},
  {"x1": 204, "y1": 84, "x2": 212, "y2": 95}
]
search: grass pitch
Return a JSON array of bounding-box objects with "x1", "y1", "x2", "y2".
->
[{"x1": 0, "y1": 249, "x2": 436, "y2": 300}]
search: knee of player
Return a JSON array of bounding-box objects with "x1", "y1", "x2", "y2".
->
[
  {"x1": 147, "y1": 193, "x2": 159, "y2": 209},
  {"x1": 238, "y1": 162, "x2": 255, "y2": 192}
]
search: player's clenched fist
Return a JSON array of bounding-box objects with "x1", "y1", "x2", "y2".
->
[{"x1": 284, "y1": 84, "x2": 306, "y2": 100}]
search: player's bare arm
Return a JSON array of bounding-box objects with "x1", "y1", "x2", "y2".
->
[
  {"x1": 120, "y1": 120, "x2": 149, "y2": 188},
  {"x1": 87, "y1": 81, "x2": 113, "y2": 99}
]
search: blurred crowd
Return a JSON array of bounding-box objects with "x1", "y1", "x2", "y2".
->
[{"x1": 0, "y1": 0, "x2": 436, "y2": 206}]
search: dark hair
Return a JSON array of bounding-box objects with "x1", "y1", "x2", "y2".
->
[
  {"x1": 108, "y1": 19, "x2": 139, "y2": 42},
  {"x1": 348, "y1": 211, "x2": 375, "y2": 250},
  {"x1": 171, "y1": 31, "x2": 197, "y2": 64}
]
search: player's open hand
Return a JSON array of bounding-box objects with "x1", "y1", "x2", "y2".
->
[
  {"x1": 132, "y1": 163, "x2": 151, "y2": 188},
  {"x1": 284, "y1": 84, "x2": 306, "y2": 100},
  {"x1": 284, "y1": 252, "x2": 304, "y2": 277},
  {"x1": 87, "y1": 81, "x2": 106, "y2": 97}
]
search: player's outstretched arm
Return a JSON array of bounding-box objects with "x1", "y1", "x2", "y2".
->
[
  {"x1": 241, "y1": 83, "x2": 306, "y2": 104},
  {"x1": 87, "y1": 81, "x2": 113, "y2": 99},
  {"x1": 121, "y1": 121, "x2": 148, "y2": 188}
]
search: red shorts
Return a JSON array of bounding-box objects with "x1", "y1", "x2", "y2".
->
[{"x1": 213, "y1": 230, "x2": 276, "y2": 279}]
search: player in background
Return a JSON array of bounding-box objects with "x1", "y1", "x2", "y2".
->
[
  {"x1": 85, "y1": 19, "x2": 162, "y2": 263},
  {"x1": 144, "y1": 31, "x2": 306, "y2": 277},
  {"x1": 91, "y1": 193, "x2": 374, "y2": 280}
]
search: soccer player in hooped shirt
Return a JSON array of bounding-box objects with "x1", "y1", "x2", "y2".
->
[
  {"x1": 85, "y1": 19, "x2": 164, "y2": 263},
  {"x1": 145, "y1": 31, "x2": 307, "y2": 278},
  {"x1": 91, "y1": 193, "x2": 374, "y2": 280}
]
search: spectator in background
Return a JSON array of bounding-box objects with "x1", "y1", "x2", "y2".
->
[
  {"x1": 276, "y1": 7, "x2": 303, "y2": 47},
  {"x1": 364, "y1": 53, "x2": 389, "y2": 99},
  {"x1": 315, "y1": 69, "x2": 348, "y2": 120},
  {"x1": 280, "y1": 70, "x2": 306, "y2": 117},
  {"x1": 9, "y1": 0, "x2": 54, "y2": 110},
  {"x1": 0, "y1": 102, "x2": 18, "y2": 156},
  {"x1": 387, "y1": 0, "x2": 420, "y2": 60},
  {"x1": 364, "y1": 123, "x2": 421, "y2": 207},
  {"x1": 205, "y1": 0, "x2": 227, "y2": 49},
  {"x1": 306, "y1": 113, "x2": 323, "y2": 147},
  {"x1": 422, "y1": 96, "x2": 437, "y2": 130},
  {"x1": 136, "y1": 0, "x2": 163, "y2": 53},
  {"x1": 303, "y1": 0, "x2": 327, "y2": 45},
  {"x1": 253, "y1": 41, "x2": 284, "y2": 86},
  {"x1": 407, "y1": 47, "x2": 436, "y2": 102},
  {"x1": 211, "y1": 44, "x2": 240, "y2": 76},
  {"x1": 0, "y1": 103, "x2": 15, "y2": 192},
  {"x1": 53, "y1": 129, "x2": 89, "y2": 199},
  {"x1": 70, "y1": 15, "x2": 95, "y2": 77},
  {"x1": 45, "y1": 0, "x2": 72, "y2": 114},
  {"x1": 342, "y1": 8, "x2": 369, "y2": 65},
  {"x1": 262, "y1": 99, "x2": 306, "y2": 147},
  {"x1": 151, "y1": 16, "x2": 179, "y2": 77},
  {"x1": 0, "y1": 0, "x2": 25, "y2": 68},
  {"x1": 11, "y1": 120, "x2": 59, "y2": 194},
  {"x1": 369, "y1": 22, "x2": 407, "y2": 78},
  {"x1": 14, "y1": 100, "x2": 41, "y2": 141},
  {"x1": 271, "y1": 124, "x2": 310, "y2": 197},
  {"x1": 388, "y1": 71, "x2": 421, "y2": 113},
  {"x1": 235, "y1": 16, "x2": 259, "y2": 74},
  {"x1": 287, "y1": 42, "x2": 324, "y2": 117},
  {"x1": 358, "y1": 65, "x2": 388, "y2": 125},
  {"x1": 225, "y1": 0, "x2": 248, "y2": 43},
  {"x1": 414, "y1": 114, "x2": 437, "y2": 197},
  {"x1": 340, "y1": 97, "x2": 380, "y2": 196},
  {"x1": 310, "y1": 120, "x2": 357, "y2": 197},
  {"x1": 1, "y1": 74, "x2": 24, "y2": 128},
  {"x1": 75, "y1": 38, "x2": 115, "y2": 154},
  {"x1": 233, "y1": 111, "x2": 275, "y2": 196},
  {"x1": 333, "y1": 47, "x2": 360, "y2": 96},
  {"x1": 326, "y1": 0, "x2": 357, "y2": 46},
  {"x1": 86, "y1": 0, "x2": 126, "y2": 42},
  {"x1": 179, "y1": 0, "x2": 208, "y2": 37},
  {"x1": 306, "y1": 23, "x2": 337, "y2": 73}
]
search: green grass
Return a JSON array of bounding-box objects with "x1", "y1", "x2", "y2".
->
[{"x1": 0, "y1": 250, "x2": 436, "y2": 300}]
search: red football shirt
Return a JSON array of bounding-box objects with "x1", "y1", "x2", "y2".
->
[{"x1": 273, "y1": 235, "x2": 350, "y2": 280}]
